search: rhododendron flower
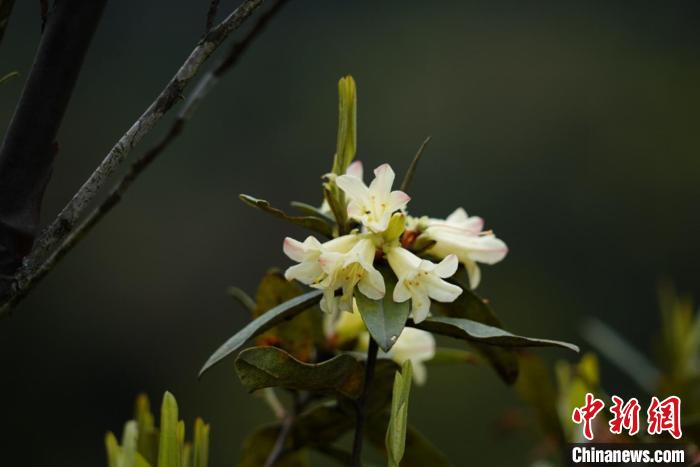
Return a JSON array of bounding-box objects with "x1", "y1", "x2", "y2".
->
[
  {"x1": 423, "y1": 208, "x2": 508, "y2": 289},
  {"x1": 321, "y1": 160, "x2": 364, "y2": 214},
  {"x1": 386, "y1": 246, "x2": 462, "y2": 323},
  {"x1": 336, "y1": 163, "x2": 410, "y2": 233}
]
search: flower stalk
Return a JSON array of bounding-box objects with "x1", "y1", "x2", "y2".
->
[{"x1": 351, "y1": 336, "x2": 379, "y2": 467}]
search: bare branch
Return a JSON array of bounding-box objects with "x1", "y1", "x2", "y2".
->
[
  {"x1": 0, "y1": 0, "x2": 106, "y2": 301},
  {"x1": 206, "y1": 0, "x2": 221, "y2": 31},
  {"x1": 0, "y1": 0, "x2": 290, "y2": 316}
]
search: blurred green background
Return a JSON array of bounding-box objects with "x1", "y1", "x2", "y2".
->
[{"x1": 1, "y1": 1, "x2": 699, "y2": 465}]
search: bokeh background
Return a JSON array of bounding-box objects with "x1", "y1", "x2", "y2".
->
[{"x1": 1, "y1": 1, "x2": 699, "y2": 465}]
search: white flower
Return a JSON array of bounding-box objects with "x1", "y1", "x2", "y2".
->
[
  {"x1": 336, "y1": 163, "x2": 410, "y2": 233},
  {"x1": 283, "y1": 234, "x2": 385, "y2": 314},
  {"x1": 317, "y1": 237, "x2": 385, "y2": 313},
  {"x1": 386, "y1": 246, "x2": 462, "y2": 323},
  {"x1": 423, "y1": 208, "x2": 508, "y2": 289},
  {"x1": 334, "y1": 309, "x2": 436, "y2": 385}
]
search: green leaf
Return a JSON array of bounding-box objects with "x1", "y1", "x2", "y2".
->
[
  {"x1": 238, "y1": 425, "x2": 309, "y2": 467},
  {"x1": 134, "y1": 394, "x2": 158, "y2": 464},
  {"x1": 121, "y1": 421, "x2": 139, "y2": 467},
  {"x1": 332, "y1": 75, "x2": 357, "y2": 175},
  {"x1": 400, "y1": 136, "x2": 431, "y2": 192},
  {"x1": 367, "y1": 415, "x2": 452, "y2": 467},
  {"x1": 386, "y1": 361, "x2": 413, "y2": 467},
  {"x1": 409, "y1": 316, "x2": 579, "y2": 352},
  {"x1": 0, "y1": 70, "x2": 18, "y2": 85},
  {"x1": 193, "y1": 418, "x2": 209, "y2": 467},
  {"x1": 199, "y1": 290, "x2": 322, "y2": 377},
  {"x1": 355, "y1": 269, "x2": 410, "y2": 353},
  {"x1": 432, "y1": 288, "x2": 520, "y2": 384},
  {"x1": 227, "y1": 286, "x2": 256, "y2": 313},
  {"x1": 106, "y1": 432, "x2": 120, "y2": 467},
  {"x1": 290, "y1": 201, "x2": 335, "y2": 223},
  {"x1": 235, "y1": 346, "x2": 365, "y2": 399},
  {"x1": 158, "y1": 392, "x2": 179, "y2": 467},
  {"x1": 240, "y1": 194, "x2": 333, "y2": 238}
]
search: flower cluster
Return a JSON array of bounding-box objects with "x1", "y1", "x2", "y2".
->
[{"x1": 283, "y1": 161, "x2": 508, "y2": 323}]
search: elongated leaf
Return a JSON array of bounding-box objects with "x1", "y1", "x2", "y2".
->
[
  {"x1": 235, "y1": 346, "x2": 365, "y2": 398},
  {"x1": 158, "y1": 392, "x2": 179, "y2": 467},
  {"x1": 410, "y1": 316, "x2": 579, "y2": 352},
  {"x1": 400, "y1": 136, "x2": 431, "y2": 192},
  {"x1": 121, "y1": 421, "x2": 139, "y2": 467},
  {"x1": 193, "y1": 418, "x2": 210, "y2": 467},
  {"x1": 332, "y1": 75, "x2": 357, "y2": 175},
  {"x1": 227, "y1": 286, "x2": 256, "y2": 312},
  {"x1": 386, "y1": 361, "x2": 412, "y2": 467},
  {"x1": 290, "y1": 201, "x2": 335, "y2": 223},
  {"x1": 515, "y1": 353, "x2": 564, "y2": 442},
  {"x1": 199, "y1": 290, "x2": 322, "y2": 377},
  {"x1": 0, "y1": 70, "x2": 18, "y2": 85},
  {"x1": 240, "y1": 194, "x2": 332, "y2": 238},
  {"x1": 239, "y1": 425, "x2": 309, "y2": 467},
  {"x1": 355, "y1": 269, "x2": 410, "y2": 352},
  {"x1": 134, "y1": 394, "x2": 158, "y2": 464},
  {"x1": 106, "y1": 432, "x2": 120, "y2": 467},
  {"x1": 367, "y1": 415, "x2": 452, "y2": 467},
  {"x1": 433, "y1": 286, "x2": 520, "y2": 384}
]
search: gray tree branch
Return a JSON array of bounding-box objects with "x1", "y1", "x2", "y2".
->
[{"x1": 0, "y1": 0, "x2": 290, "y2": 316}]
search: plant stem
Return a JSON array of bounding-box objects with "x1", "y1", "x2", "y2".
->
[{"x1": 351, "y1": 337, "x2": 379, "y2": 467}]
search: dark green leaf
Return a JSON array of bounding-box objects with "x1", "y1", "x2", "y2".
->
[
  {"x1": 290, "y1": 201, "x2": 335, "y2": 223},
  {"x1": 432, "y1": 288, "x2": 520, "y2": 384},
  {"x1": 235, "y1": 346, "x2": 365, "y2": 399},
  {"x1": 410, "y1": 316, "x2": 579, "y2": 352},
  {"x1": 240, "y1": 194, "x2": 333, "y2": 238},
  {"x1": 386, "y1": 361, "x2": 412, "y2": 467},
  {"x1": 239, "y1": 425, "x2": 309, "y2": 467},
  {"x1": 199, "y1": 290, "x2": 322, "y2": 377},
  {"x1": 355, "y1": 269, "x2": 410, "y2": 353},
  {"x1": 515, "y1": 353, "x2": 564, "y2": 442},
  {"x1": 332, "y1": 76, "x2": 357, "y2": 175}
]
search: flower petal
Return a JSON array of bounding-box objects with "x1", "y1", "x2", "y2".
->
[
  {"x1": 369, "y1": 163, "x2": 395, "y2": 195},
  {"x1": 425, "y1": 275, "x2": 462, "y2": 303},
  {"x1": 434, "y1": 254, "x2": 459, "y2": 278},
  {"x1": 464, "y1": 260, "x2": 481, "y2": 289},
  {"x1": 336, "y1": 174, "x2": 369, "y2": 203},
  {"x1": 467, "y1": 236, "x2": 508, "y2": 264},
  {"x1": 388, "y1": 190, "x2": 411, "y2": 211},
  {"x1": 283, "y1": 237, "x2": 306, "y2": 262},
  {"x1": 393, "y1": 279, "x2": 411, "y2": 303},
  {"x1": 358, "y1": 268, "x2": 385, "y2": 300},
  {"x1": 346, "y1": 160, "x2": 364, "y2": 179}
]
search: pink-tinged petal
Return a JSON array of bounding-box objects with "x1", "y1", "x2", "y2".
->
[
  {"x1": 284, "y1": 262, "x2": 322, "y2": 284},
  {"x1": 463, "y1": 216, "x2": 484, "y2": 233},
  {"x1": 393, "y1": 280, "x2": 411, "y2": 303},
  {"x1": 388, "y1": 190, "x2": 411, "y2": 211},
  {"x1": 434, "y1": 254, "x2": 459, "y2": 278},
  {"x1": 283, "y1": 237, "x2": 305, "y2": 262},
  {"x1": 369, "y1": 163, "x2": 395, "y2": 195},
  {"x1": 464, "y1": 260, "x2": 481, "y2": 289},
  {"x1": 412, "y1": 361, "x2": 428, "y2": 385},
  {"x1": 336, "y1": 174, "x2": 369, "y2": 202},
  {"x1": 346, "y1": 201, "x2": 363, "y2": 220},
  {"x1": 346, "y1": 160, "x2": 363, "y2": 179},
  {"x1": 468, "y1": 236, "x2": 508, "y2": 264}
]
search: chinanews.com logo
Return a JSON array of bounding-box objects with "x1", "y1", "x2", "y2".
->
[{"x1": 567, "y1": 392, "x2": 688, "y2": 465}]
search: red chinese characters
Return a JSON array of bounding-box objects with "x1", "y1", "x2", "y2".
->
[
  {"x1": 572, "y1": 393, "x2": 683, "y2": 440},
  {"x1": 647, "y1": 396, "x2": 682, "y2": 439},
  {"x1": 609, "y1": 395, "x2": 641, "y2": 436},
  {"x1": 572, "y1": 393, "x2": 605, "y2": 440}
]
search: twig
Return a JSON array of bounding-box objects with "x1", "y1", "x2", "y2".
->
[
  {"x1": 264, "y1": 411, "x2": 294, "y2": 467},
  {"x1": 39, "y1": 0, "x2": 48, "y2": 32},
  {"x1": 399, "y1": 136, "x2": 431, "y2": 193},
  {"x1": 351, "y1": 337, "x2": 379, "y2": 467},
  {"x1": 206, "y1": 0, "x2": 221, "y2": 31},
  {"x1": 0, "y1": 0, "x2": 106, "y2": 301},
  {"x1": 0, "y1": 0, "x2": 268, "y2": 316}
]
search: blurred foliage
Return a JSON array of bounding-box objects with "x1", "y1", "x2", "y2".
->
[{"x1": 105, "y1": 392, "x2": 210, "y2": 467}]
